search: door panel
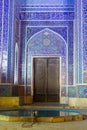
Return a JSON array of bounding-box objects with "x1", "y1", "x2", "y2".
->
[
  {"x1": 34, "y1": 58, "x2": 47, "y2": 102},
  {"x1": 34, "y1": 57, "x2": 60, "y2": 102},
  {"x1": 47, "y1": 58, "x2": 59, "y2": 101}
]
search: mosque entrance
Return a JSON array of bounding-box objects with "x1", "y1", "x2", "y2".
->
[{"x1": 33, "y1": 57, "x2": 60, "y2": 102}]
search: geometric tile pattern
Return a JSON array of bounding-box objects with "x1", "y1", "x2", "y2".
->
[
  {"x1": 67, "y1": 86, "x2": 87, "y2": 98},
  {"x1": 0, "y1": 85, "x2": 12, "y2": 96},
  {"x1": 1, "y1": 0, "x2": 87, "y2": 100},
  {"x1": 20, "y1": 21, "x2": 74, "y2": 85},
  {"x1": 62, "y1": 85, "x2": 87, "y2": 98},
  {"x1": 78, "y1": 86, "x2": 87, "y2": 98},
  {"x1": 26, "y1": 28, "x2": 67, "y2": 86},
  {"x1": 83, "y1": 1, "x2": 87, "y2": 83},
  {"x1": 68, "y1": 87, "x2": 77, "y2": 97}
]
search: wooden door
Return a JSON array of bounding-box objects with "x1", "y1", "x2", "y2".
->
[{"x1": 33, "y1": 57, "x2": 60, "y2": 102}]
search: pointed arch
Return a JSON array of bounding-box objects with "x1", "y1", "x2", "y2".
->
[
  {"x1": 26, "y1": 28, "x2": 67, "y2": 49},
  {"x1": 24, "y1": 28, "x2": 68, "y2": 93}
]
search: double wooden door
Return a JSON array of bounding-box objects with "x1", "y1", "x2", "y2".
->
[{"x1": 33, "y1": 57, "x2": 60, "y2": 102}]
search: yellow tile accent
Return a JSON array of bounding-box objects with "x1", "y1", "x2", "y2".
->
[
  {"x1": 24, "y1": 96, "x2": 33, "y2": 104},
  {"x1": 0, "y1": 97, "x2": 20, "y2": 107},
  {"x1": 52, "y1": 117, "x2": 65, "y2": 122},
  {"x1": 0, "y1": 115, "x2": 83, "y2": 122},
  {"x1": 72, "y1": 115, "x2": 83, "y2": 121},
  {"x1": 9, "y1": 117, "x2": 34, "y2": 122},
  {"x1": 0, "y1": 96, "x2": 33, "y2": 107},
  {"x1": 64, "y1": 116, "x2": 73, "y2": 121},
  {"x1": 37, "y1": 117, "x2": 53, "y2": 122}
]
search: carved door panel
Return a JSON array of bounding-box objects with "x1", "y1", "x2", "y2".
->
[{"x1": 34, "y1": 58, "x2": 60, "y2": 102}]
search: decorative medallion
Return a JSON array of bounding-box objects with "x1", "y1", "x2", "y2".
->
[{"x1": 43, "y1": 38, "x2": 50, "y2": 46}]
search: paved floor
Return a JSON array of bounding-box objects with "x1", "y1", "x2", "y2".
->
[
  {"x1": 0, "y1": 107, "x2": 87, "y2": 130},
  {"x1": 0, "y1": 120, "x2": 87, "y2": 130}
]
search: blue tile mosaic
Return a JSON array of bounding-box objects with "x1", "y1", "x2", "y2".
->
[
  {"x1": 20, "y1": 18, "x2": 74, "y2": 85},
  {"x1": 79, "y1": 86, "x2": 87, "y2": 98},
  {"x1": 1, "y1": 0, "x2": 87, "y2": 99},
  {"x1": 68, "y1": 87, "x2": 77, "y2": 97},
  {"x1": 0, "y1": 85, "x2": 12, "y2": 96},
  {"x1": 20, "y1": 6, "x2": 74, "y2": 12},
  {"x1": 25, "y1": 28, "x2": 67, "y2": 86},
  {"x1": 27, "y1": 28, "x2": 66, "y2": 55},
  {"x1": 83, "y1": 1, "x2": 87, "y2": 83},
  {"x1": 26, "y1": 27, "x2": 67, "y2": 43},
  {"x1": 19, "y1": 12, "x2": 74, "y2": 21},
  {"x1": 20, "y1": 0, "x2": 75, "y2": 6},
  {"x1": 75, "y1": 0, "x2": 83, "y2": 84}
]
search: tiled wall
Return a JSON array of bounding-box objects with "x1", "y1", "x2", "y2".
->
[
  {"x1": 61, "y1": 86, "x2": 87, "y2": 98},
  {"x1": 83, "y1": 1, "x2": 87, "y2": 83},
  {"x1": 0, "y1": 0, "x2": 20, "y2": 84},
  {"x1": 19, "y1": 0, "x2": 87, "y2": 98},
  {"x1": 20, "y1": 0, "x2": 75, "y2": 5},
  {"x1": 0, "y1": 85, "x2": 12, "y2": 96},
  {"x1": 19, "y1": 5, "x2": 74, "y2": 92},
  {"x1": 1, "y1": 0, "x2": 87, "y2": 99}
]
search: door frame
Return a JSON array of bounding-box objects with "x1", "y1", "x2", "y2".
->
[{"x1": 31, "y1": 56, "x2": 61, "y2": 102}]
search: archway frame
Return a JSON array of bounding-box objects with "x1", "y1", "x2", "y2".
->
[{"x1": 24, "y1": 28, "x2": 68, "y2": 102}]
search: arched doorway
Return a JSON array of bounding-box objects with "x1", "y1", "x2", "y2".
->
[{"x1": 25, "y1": 28, "x2": 68, "y2": 102}]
